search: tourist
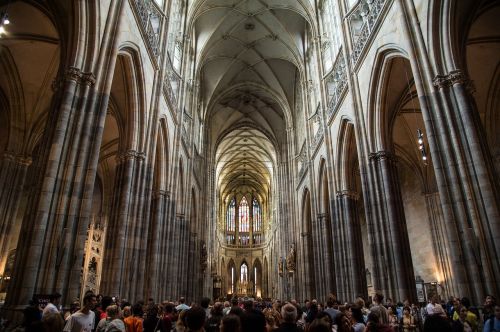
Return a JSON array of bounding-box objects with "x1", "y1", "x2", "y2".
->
[
  {"x1": 275, "y1": 303, "x2": 301, "y2": 332},
  {"x1": 176, "y1": 297, "x2": 190, "y2": 311},
  {"x1": 124, "y1": 303, "x2": 144, "y2": 332},
  {"x1": 221, "y1": 314, "x2": 242, "y2": 332},
  {"x1": 483, "y1": 305, "x2": 500, "y2": 332},
  {"x1": 63, "y1": 293, "x2": 97, "y2": 332},
  {"x1": 351, "y1": 305, "x2": 366, "y2": 332},
  {"x1": 185, "y1": 306, "x2": 206, "y2": 332},
  {"x1": 401, "y1": 306, "x2": 416, "y2": 332},
  {"x1": 370, "y1": 293, "x2": 389, "y2": 325},
  {"x1": 206, "y1": 302, "x2": 224, "y2": 332},
  {"x1": 42, "y1": 292, "x2": 62, "y2": 318},
  {"x1": 144, "y1": 304, "x2": 163, "y2": 332}
]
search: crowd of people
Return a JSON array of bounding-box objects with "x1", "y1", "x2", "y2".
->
[{"x1": 14, "y1": 291, "x2": 500, "y2": 332}]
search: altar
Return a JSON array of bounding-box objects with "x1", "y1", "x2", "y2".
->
[{"x1": 235, "y1": 279, "x2": 254, "y2": 297}]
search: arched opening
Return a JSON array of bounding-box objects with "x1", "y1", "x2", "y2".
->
[
  {"x1": 299, "y1": 189, "x2": 315, "y2": 300},
  {"x1": 227, "y1": 259, "x2": 236, "y2": 296},
  {"x1": 0, "y1": 1, "x2": 60, "y2": 302}
]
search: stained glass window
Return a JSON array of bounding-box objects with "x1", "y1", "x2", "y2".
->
[
  {"x1": 241, "y1": 263, "x2": 248, "y2": 282},
  {"x1": 252, "y1": 198, "x2": 261, "y2": 232},
  {"x1": 239, "y1": 197, "x2": 249, "y2": 232},
  {"x1": 227, "y1": 198, "x2": 235, "y2": 232}
]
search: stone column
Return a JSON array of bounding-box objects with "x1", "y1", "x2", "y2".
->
[
  {"x1": 424, "y1": 192, "x2": 455, "y2": 297},
  {"x1": 147, "y1": 189, "x2": 167, "y2": 300},
  {"x1": 432, "y1": 70, "x2": 500, "y2": 300},
  {"x1": 4, "y1": 67, "x2": 101, "y2": 312},
  {"x1": 336, "y1": 190, "x2": 367, "y2": 300},
  {"x1": 368, "y1": 151, "x2": 416, "y2": 303},
  {"x1": 0, "y1": 153, "x2": 31, "y2": 272},
  {"x1": 100, "y1": 150, "x2": 142, "y2": 298}
]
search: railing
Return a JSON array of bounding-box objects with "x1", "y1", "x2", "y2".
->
[
  {"x1": 347, "y1": 0, "x2": 387, "y2": 65},
  {"x1": 133, "y1": 0, "x2": 162, "y2": 58},
  {"x1": 326, "y1": 49, "x2": 348, "y2": 117}
]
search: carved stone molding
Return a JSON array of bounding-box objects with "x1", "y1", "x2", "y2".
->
[
  {"x1": 2, "y1": 152, "x2": 33, "y2": 166},
  {"x1": 433, "y1": 69, "x2": 475, "y2": 93},
  {"x1": 81, "y1": 72, "x2": 97, "y2": 86},
  {"x1": 66, "y1": 66, "x2": 82, "y2": 83},
  {"x1": 115, "y1": 150, "x2": 146, "y2": 163},
  {"x1": 368, "y1": 150, "x2": 397, "y2": 163},
  {"x1": 336, "y1": 190, "x2": 359, "y2": 200}
]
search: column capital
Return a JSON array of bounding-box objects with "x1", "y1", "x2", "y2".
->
[
  {"x1": 368, "y1": 150, "x2": 396, "y2": 162},
  {"x1": 115, "y1": 150, "x2": 146, "y2": 163},
  {"x1": 336, "y1": 190, "x2": 359, "y2": 200},
  {"x1": 433, "y1": 69, "x2": 475, "y2": 93},
  {"x1": 3, "y1": 152, "x2": 32, "y2": 166},
  {"x1": 81, "y1": 72, "x2": 97, "y2": 86}
]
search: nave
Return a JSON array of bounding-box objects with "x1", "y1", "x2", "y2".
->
[{"x1": 0, "y1": 0, "x2": 498, "y2": 328}]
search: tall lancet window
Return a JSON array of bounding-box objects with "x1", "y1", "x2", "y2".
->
[
  {"x1": 241, "y1": 263, "x2": 248, "y2": 282},
  {"x1": 252, "y1": 198, "x2": 261, "y2": 232},
  {"x1": 226, "y1": 198, "x2": 236, "y2": 244},
  {"x1": 239, "y1": 197, "x2": 249, "y2": 232},
  {"x1": 227, "y1": 198, "x2": 236, "y2": 232}
]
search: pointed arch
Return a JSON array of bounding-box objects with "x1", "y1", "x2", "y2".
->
[
  {"x1": 366, "y1": 47, "x2": 409, "y2": 152},
  {"x1": 115, "y1": 44, "x2": 147, "y2": 152}
]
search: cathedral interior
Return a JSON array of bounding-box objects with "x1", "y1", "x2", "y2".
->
[{"x1": 0, "y1": 0, "x2": 499, "y2": 317}]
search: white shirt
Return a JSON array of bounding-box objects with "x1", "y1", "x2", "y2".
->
[
  {"x1": 63, "y1": 310, "x2": 95, "y2": 332},
  {"x1": 43, "y1": 303, "x2": 59, "y2": 317}
]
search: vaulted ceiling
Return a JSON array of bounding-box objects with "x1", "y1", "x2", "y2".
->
[{"x1": 190, "y1": 0, "x2": 313, "y2": 201}]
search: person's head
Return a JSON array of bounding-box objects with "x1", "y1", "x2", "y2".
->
[
  {"x1": 243, "y1": 300, "x2": 254, "y2": 311},
  {"x1": 387, "y1": 306, "x2": 394, "y2": 315},
  {"x1": 485, "y1": 295, "x2": 496, "y2": 307},
  {"x1": 101, "y1": 296, "x2": 113, "y2": 311},
  {"x1": 241, "y1": 308, "x2": 266, "y2": 332},
  {"x1": 106, "y1": 305, "x2": 121, "y2": 319},
  {"x1": 373, "y1": 292, "x2": 384, "y2": 304},
  {"x1": 201, "y1": 297, "x2": 211, "y2": 309},
  {"x1": 459, "y1": 306, "x2": 468, "y2": 320},
  {"x1": 212, "y1": 302, "x2": 224, "y2": 316},
  {"x1": 224, "y1": 301, "x2": 230, "y2": 308},
  {"x1": 132, "y1": 303, "x2": 143, "y2": 317},
  {"x1": 335, "y1": 313, "x2": 352, "y2": 332},
  {"x1": 460, "y1": 297, "x2": 471, "y2": 309},
  {"x1": 281, "y1": 303, "x2": 297, "y2": 323},
  {"x1": 49, "y1": 292, "x2": 62, "y2": 305},
  {"x1": 123, "y1": 306, "x2": 131, "y2": 318},
  {"x1": 231, "y1": 298, "x2": 239, "y2": 306},
  {"x1": 367, "y1": 312, "x2": 379, "y2": 325},
  {"x1": 221, "y1": 314, "x2": 241, "y2": 332},
  {"x1": 350, "y1": 305, "x2": 364, "y2": 323},
  {"x1": 146, "y1": 304, "x2": 159, "y2": 319},
  {"x1": 316, "y1": 311, "x2": 333, "y2": 327},
  {"x1": 82, "y1": 293, "x2": 97, "y2": 310},
  {"x1": 179, "y1": 297, "x2": 186, "y2": 304},
  {"x1": 185, "y1": 306, "x2": 206, "y2": 331},
  {"x1": 403, "y1": 306, "x2": 411, "y2": 316},
  {"x1": 308, "y1": 318, "x2": 331, "y2": 332},
  {"x1": 163, "y1": 302, "x2": 174, "y2": 314},
  {"x1": 355, "y1": 297, "x2": 365, "y2": 308},
  {"x1": 70, "y1": 301, "x2": 80, "y2": 314},
  {"x1": 423, "y1": 314, "x2": 452, "y2": 332},
  {"x1": 494, "y1": 305, "x2": 500, "y2": 320}
]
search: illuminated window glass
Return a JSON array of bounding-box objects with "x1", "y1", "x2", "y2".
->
[
  {"x1": 226, "y1": 198, "x2": 235, "y2": 232},
  {"x1": 252, "y1": 198, "x2": 261, "y2": 232},
  {"x1": 239, "y1": 197, "x2": 249, "y2": 233}
]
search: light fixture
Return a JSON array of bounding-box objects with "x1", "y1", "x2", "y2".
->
[
  {"x1": 417, "y1": 129, "x2": 428, "y2": 164},
  {"x1": 0, "y1": 11, "x2": 10, "y2": 37}
]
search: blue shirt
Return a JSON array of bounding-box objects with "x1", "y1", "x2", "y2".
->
[{"x1": 483, "y1": 317, "x2": 500, "y2": 332}]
